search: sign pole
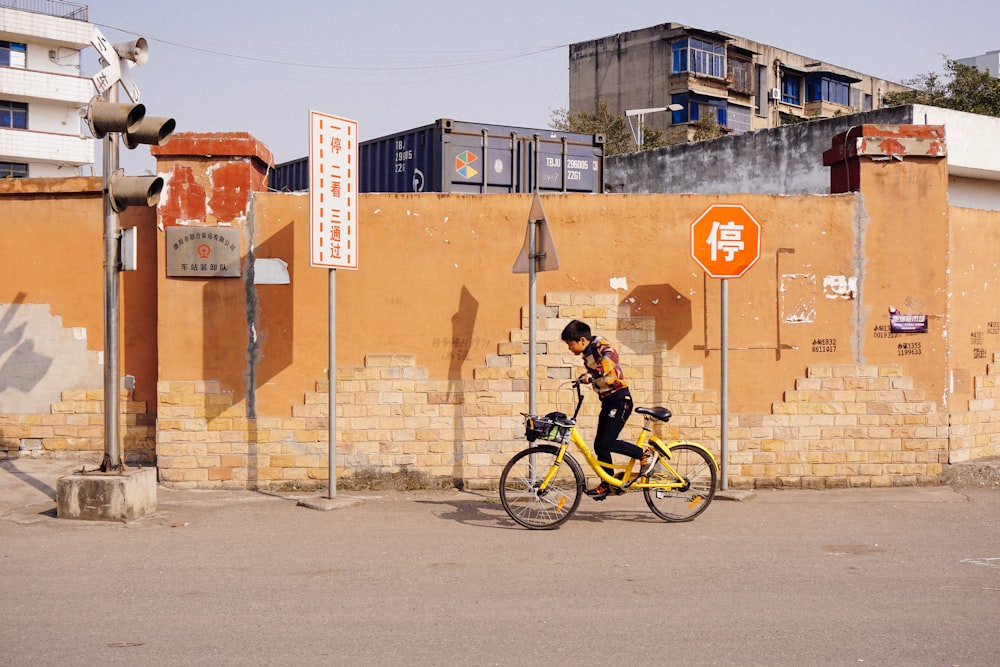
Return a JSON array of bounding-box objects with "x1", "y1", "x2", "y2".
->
[
  {"x1": 308, "y1": 110, "x2": 358, "y2": 502},
  {"x1": 720, "y1": 279, "x2": 729, "y2": 491},
  {"x1": 528, "y1": 221, "x2": 537, "y2": 417},
  {"x1": 689, "y1": 203, "x2": 762, "y2": 492},
  {"x1": 328, "y1": 268, "x2": 337, "y2": 499}
]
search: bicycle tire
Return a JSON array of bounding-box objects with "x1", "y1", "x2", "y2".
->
[
  {"x1": 499, "y1": 445, "x2": 584, "y2": 529},
  {"x1": 644, "y1": 443, "x2": 717, "y2": 522}
]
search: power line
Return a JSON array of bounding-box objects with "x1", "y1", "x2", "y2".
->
[{"x1": 94, "y1": 22, "x2": 566, "y2": 72}]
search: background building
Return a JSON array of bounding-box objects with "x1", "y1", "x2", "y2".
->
[
  {"x1": 0, "y1": 0, "x2": 92, "y2": 178},
  {"x1": 958, "y1": 50, "x2": 1000, "y2": 78},
  {"x1": 570, "y1": 22, "x2": 912, "y2": 143}
]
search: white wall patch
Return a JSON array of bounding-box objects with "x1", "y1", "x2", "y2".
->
[
  {"x1": 610, "y1": 276, "x2": 629, "y2": 291},
  {"x1": 824, "y1": 275, "x2": 857, "y2": 300}
]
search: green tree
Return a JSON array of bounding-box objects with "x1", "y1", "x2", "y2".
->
[
  {"x1": 550, "y1": 98, "x2": 667, "y2": 156},
  {"x1": 689, "y1": 117, "x2": 727, "y2": 140},
  {"x1": 884, "y1": 57, "x2": 1000, "y2": 117}
]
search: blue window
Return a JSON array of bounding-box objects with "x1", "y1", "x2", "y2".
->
[
  {"x1": 781, "y1": 75, "x2": 802, "y2": 106},
  {"x1": 672, "y1": 93, "x2": 729, "y2": 126},
  {"x1": 806, "y1": 74, "x2": 852, "y2": 106},
  {"x1": 0, "y1": 100, "x2": 27, "y2": 129},
  {"x1": 672, "y1": 37, "x2": 726, "y2": 78},
  {"x1": 0, "y1": 161, "x2": 28, "y2": 178},
  {"x1": 0, "y1": 41, "x2": 27, "y2": 68}
]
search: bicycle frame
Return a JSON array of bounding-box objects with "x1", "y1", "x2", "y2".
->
[{"x1": 533, "y1": 382, "x2": 719, "y2": 494}]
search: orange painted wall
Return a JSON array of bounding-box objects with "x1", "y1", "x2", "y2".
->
[{"x1": 245, "y1": 192, "x2": 870, "y2": 416}]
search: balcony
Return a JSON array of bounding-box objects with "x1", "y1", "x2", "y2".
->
[
  {"x1": 0, "y1": 67, "x2": 92, "y2": 105},
  {"x1": 0, "y1": 126, "x2": 93, "y2": 166},
  {"x1": 0, "y1": 0, "x2": 88, "y2": 21}
]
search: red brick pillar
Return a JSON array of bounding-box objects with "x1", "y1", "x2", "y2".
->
[{"x1": 823, "y1": 124, "x2": 946, "y2": 193}]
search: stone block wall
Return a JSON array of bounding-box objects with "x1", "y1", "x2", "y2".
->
[
  {"x1": 153, "y1": 291, "x2": 957, "y2": 491},
  {"x1": 0, "y1": 388, "x2": 155, "y2": 464},
  {"x1": 949, "y1": 353, "x2": 1000, "y2": 463},
  {"x1": 730, "y1": 364, "x2": 947, "y2": 489},
  {"x1": 3, "y1": 290, "x2": 976, "y2": 491}
]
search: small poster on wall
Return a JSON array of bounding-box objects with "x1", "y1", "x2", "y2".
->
[{"x1": 888, "y1": 307, "x2": 928, "y2": 334}]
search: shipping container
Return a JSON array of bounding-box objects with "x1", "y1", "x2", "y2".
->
[{"x1": 268, "y1": 119, "x2": 604, "y2": 194}]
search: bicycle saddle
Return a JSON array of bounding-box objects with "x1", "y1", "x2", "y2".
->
[{"x1": 636, "y1": 406, "x2": 672, "y2": 422}]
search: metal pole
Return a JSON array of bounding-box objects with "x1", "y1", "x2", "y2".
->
[
  {"x1": 101, "y1": 85, "x2": 121, "y2": 472},
  {"x1": 528, "y1": 221, "x2": 537, "y2": 417},
  {"x1": 327, "y1": 268, "x2": 337, "y2": 499},
  {"x1": 720, "y1": 278, "x2": 729, "y2": 491}
]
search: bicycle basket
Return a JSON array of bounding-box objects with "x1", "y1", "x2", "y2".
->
[{"x1": 524, "y1": 412, "x2": 572, "y2": 443}]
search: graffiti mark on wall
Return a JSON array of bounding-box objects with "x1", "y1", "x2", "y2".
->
[
  {"x1": 823, "y1": 275, "x2": 857, "y2": 300},
  {"x1": 781, "y1": 273, "x2": 816, "y2": 324}
]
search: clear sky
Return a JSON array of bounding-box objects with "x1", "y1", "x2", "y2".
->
[{"x1": 81, "y1": 0, "x2": 999, "y2": 175}]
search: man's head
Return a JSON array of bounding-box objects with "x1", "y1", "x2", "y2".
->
[{"x1": 561, "y1": 320, "x2": 591, "y2": 355}]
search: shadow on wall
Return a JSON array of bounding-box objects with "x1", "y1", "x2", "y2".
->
[
  {"x1": 621, "y1": 284, "x2": 692, "y2": 349},
  {"x1": 449, "y1": 286, "x2": 479, "y2": 487},
  {"x1": 249, "y1": 220, "x2": 296, "y2": 411}
]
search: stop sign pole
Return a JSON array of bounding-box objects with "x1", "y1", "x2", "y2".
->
[{"x1": 690, "y1": 204, "x2": 762, "y2": 491}]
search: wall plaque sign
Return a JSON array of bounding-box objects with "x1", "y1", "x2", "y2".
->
[{"x1": 166, "y1": 227, "x2": 241, "y2": 278}]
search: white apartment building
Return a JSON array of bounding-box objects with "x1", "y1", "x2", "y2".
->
[{"x1": 0, "y1": 1, "x2": 93, "y2": 177}]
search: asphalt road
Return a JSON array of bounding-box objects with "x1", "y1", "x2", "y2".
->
[{"x1": 2, "y1": 458, "x2": 999, "y2": 666}]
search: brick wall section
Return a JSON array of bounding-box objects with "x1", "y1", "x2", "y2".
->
[
  {"x1": 154, "y1": 291, "x2": 966, "y2": 490},
  {"x1": 731, "y1": 364, "x2": 947, "y2": 490},
  {"x1": 949, "y1": 353, "x2": 1000, "y2": 464},
  {"x1": 0, "y1": 388, "x2": 155, "y2": 463},
  {"x1": 156, "y1": 292, "x2": 716, "y2": 491}
]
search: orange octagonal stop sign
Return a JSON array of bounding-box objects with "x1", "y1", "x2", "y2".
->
[{"x1": 690, "y1": 203, "x2": 762, "y2": 279}]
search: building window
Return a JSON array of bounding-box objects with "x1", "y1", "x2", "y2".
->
[
  {"x1": 0, "y1": 162, "x2": 28, "y2": 178},
  {"x1": 727, "y1": 58, "x2": 752, "y2": 94},
  {"x1": 672, "y1": 93, "x2": 728, "y2": 126},
  {"x1": 1, "y1": 41, "x2": 27, "y2": 68},
  {"x1": 0, "y1": 100, "x2": 28, "y2": 129},
  {"x1": 672, "y1": 37, "x2": 726, "y2": 78},
  {"x1": 781, "y1": 75, "x2": 802, "y2": 106},
  {"x1": 806, "y1": 75, "x2": 851, "y2": 106},
  {"x1": 727, "y1": 105, "x2": 751, "y2": 133}
]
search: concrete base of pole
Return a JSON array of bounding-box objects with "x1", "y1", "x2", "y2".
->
[{"x1": 56, "y1": 467, "x2": 157, "y2": 522}]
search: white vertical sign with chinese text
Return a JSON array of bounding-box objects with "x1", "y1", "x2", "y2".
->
[{"x1": 310, "y1": 111, "x2": 358, "y2": 269}]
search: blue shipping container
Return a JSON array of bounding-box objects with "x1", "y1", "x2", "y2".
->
[{"x1": 269, "y1": 119, "x2": 604, "y2": 194}]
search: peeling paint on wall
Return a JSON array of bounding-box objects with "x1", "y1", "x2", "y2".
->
[
  {"x1": 0, "y1": 303, "x2": 102, "y2": 413},
  {"x1": 824, "y1": 275, "x2": 857, "y2": 300},
  {"x1": 610, "y1": 276, "x2": 628, "y2": 291},
  {"x1": 781, "y1": 273, "x2": 817, "y2": 324}
]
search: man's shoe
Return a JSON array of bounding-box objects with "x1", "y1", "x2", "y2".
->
[
  {"x1": 638, "y1": 448, "x2": 659, "y2": 477},
  {"x1": 585, "y1": 481, "x2": 611, "y2": 500}
]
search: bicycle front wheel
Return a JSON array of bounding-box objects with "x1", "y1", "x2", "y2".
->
[
  {"x1": 644, "y1": 443, "x2": 717, "y2": 522},
  {"x1": 499, "y1": 445, "x2": 584, "y2": 529}
]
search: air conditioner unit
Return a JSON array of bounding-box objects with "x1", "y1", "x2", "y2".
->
[{"x1": 768, "y1": 88, "x2": 781, "y2": 101}]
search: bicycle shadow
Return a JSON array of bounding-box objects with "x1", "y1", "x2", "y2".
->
[
  {"x1": 414, "y1": 491, "x2": 522, "y2": 530},
  {"x1": 416, "y1": 491, "x2": 669, "y2": 529}
]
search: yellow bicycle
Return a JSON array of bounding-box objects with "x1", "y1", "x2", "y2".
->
[{"x1": 500, "y1": 381, "x2": 719, "y2": 529}]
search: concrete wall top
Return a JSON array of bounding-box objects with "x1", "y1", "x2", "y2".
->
[{"x1": 606, "y1": 105, "x2": 1000, "y2": 210}]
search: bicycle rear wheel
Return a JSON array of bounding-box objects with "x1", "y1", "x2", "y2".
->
[
  {"x1": 499, "y1": 445, "x2": 584, "y2": 529},
  {"x1": 644, "y1": 443, "x2": 717, "y2": 522}
]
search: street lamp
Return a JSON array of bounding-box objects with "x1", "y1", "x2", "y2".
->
[{"x1": 625, "y1": 104, "x2": 684, "y2": 148}]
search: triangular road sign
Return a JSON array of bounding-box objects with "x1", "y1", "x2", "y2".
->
[{"x1": 513, "y1": 193, "x2": 559, "y2": 274}]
